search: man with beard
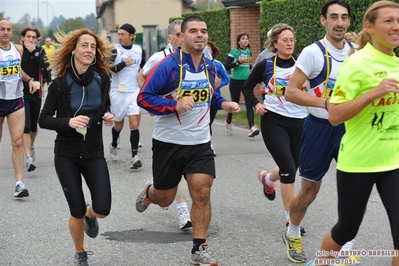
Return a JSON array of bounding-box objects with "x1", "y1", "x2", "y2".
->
[{"x1": 283, "y1": 0, "x2": 360, "y2": 264}]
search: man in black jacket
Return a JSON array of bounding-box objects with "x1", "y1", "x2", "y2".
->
[{"x1": 20, "y1": 27, "x2": 48, "y2": 171}]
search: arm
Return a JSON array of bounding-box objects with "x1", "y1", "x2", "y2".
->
[
  {"x1": 329, "y1": 78, "x2": 399, "y2": 126},
  {"x1": 34, "y1": 47, "x2": 49, "y2": 70},
  {"x1": 224, "y1": 55, "x2": 238, "y2": 71},
  {"x1": 15, "y1": 44, "x2": 36, "y2": 92},
  {"x1": 137, "y1": 60, "x2": 179, "y2": 115},
  {"x1": 215, "y1": 61, "x2": 230, "y2": 88},
  {"x1": 109, "y1": 49, "x2": 131, "y2": 73},
  {"x1": 137, "y1": 69, "x2": 146, "y2": 88},
  {"x1": 285, "y1": 67, "x2": 326, "y2": 108},
  {"x1": 241, "y1": 61, "x2": 265, "y2": 108},
  {"x1": 38, "y1": 81, "x2": 71, "y2": 131},
  {"x1": 140, "y1": 48, "x2": 146, "y2": 69}
]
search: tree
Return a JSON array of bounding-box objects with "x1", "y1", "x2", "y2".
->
[
  {"x1": 83, "y1": 13, "x2": 98, "y2": 31},
  {"x1": 60, "y1": 17, "x2": 84, "y2": 33},
  {"x1": 194, "y1": 1, "x2": 224, "y2": 11}
]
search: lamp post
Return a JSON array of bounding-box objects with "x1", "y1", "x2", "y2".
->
[{"x1": 42, "y1": 0, "x2": 54, "y2": 27}]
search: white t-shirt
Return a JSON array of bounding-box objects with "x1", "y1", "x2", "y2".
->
[
  {"x1": 142, "y1": 47, "x2": 173, "y2": 76},
  {"x1": 111, "y1": 43, "x2": 143, "y2": 93},
  {"x1": 264, "y1": 63, "x2": 307, "y2": 119},
  {"x1": 296, "y1": 36, "x2": 351, "y2": 119}
]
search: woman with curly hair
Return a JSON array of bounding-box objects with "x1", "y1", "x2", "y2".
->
[{"x1": 39, "y1": 28, "x2": 114, "y2": 265}]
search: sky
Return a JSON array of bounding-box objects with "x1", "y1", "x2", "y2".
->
[{"x1": 1, "y1": 0, "x2": 97, "y2": 26}]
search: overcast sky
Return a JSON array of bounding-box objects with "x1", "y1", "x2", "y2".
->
[{"x1": 1, "y1": 0, "x2": 97, "y2": 26}]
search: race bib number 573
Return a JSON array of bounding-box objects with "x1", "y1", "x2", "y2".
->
[{"x1": 0, "y1": 59, "x2": 21, "y2": 81}]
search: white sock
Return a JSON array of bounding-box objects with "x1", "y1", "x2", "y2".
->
[
  {"x1": 287, "y1": 221, "x2": 301, "y2": 237},
  {"x1": 265, "y1": 173, "x2": 275, "y2": 185},
  {"x1": 176, "y1": 202, "x2": 188, "y2": 210},
  {"x1": 16, "y1": 181, "x2": 23, "y2": 186},
  {"x1": 340, "y1": 239, "x2": 355, "y2": 252},
  {"x1": 285, "y1": 212, "x2": 290, "y2": 222}
]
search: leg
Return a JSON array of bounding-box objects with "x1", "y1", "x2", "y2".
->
[
  {"x1": 289, "y1": 178, "x2": 322, "y2": 229},
  {"x1": 226, "y1": 79, "x2": 241, "y2": 124},
  {"x1": 7, "y1": 108, "x2": 25, "y2": 182},
  {"x1": 186, "y1": 173, "x2": 213, "y2": 239},
  {"x1": 0, "y1": 116, "x2": 3, "y2": 141},
  {"x1": 128, "y1": 115, "x2": 141, "y2": 161},
  {"x1": 175, "y1": 178, "x2": 192, "y2": 229},
  {"x1": 375, "y1": 169, "x2": 399, "y2": 266},
  {"x1": 54, "y1": 155, "x2": 87, "y2": 252},
  {"x1": 317, "y1": 171, "x2": 375, "y2": 264}
]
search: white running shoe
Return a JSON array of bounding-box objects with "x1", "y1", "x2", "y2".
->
[
  {"x1": 225, "y1": 120, "x2": 233, "y2": 135},
  {"x1": 248, "y1": 126, "x2": 260, "y2": 137},
  {"x1": 109, "y1": 141, "x2": 118, "y2": 161},
  {"x1": 178, "y1": 207, "x2": 192, "y2": 230},
  {"x1": 130, "y1": 155, "x2": 142, "y2": 169}
]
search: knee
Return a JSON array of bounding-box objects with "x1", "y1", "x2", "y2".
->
[
  {"x1": 298, "y1": 191, "x2": 317, "y2": 207},
  {"x1": 280, "y1": 169, "x2": 297, "y2": 184},
  {"x1": 12, "y1": 137, "x2": 23, "y2": 148}
]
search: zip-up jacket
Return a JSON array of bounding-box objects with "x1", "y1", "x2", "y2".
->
[{"x1": 39, "y1": 70, "x2": 111, "y2": 158}]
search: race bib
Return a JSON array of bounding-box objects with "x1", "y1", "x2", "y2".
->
[{"x1": 0, "y1": 59, "x2": 21, "y2": 81}]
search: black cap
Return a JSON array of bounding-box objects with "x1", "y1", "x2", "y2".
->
[{"x1": 119, "y1": 23, "x2": 136, "y2": 34}]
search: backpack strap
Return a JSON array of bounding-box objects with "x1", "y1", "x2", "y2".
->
[{"x1": 309, "y1": 40, "x2": 332, "y2": 98}]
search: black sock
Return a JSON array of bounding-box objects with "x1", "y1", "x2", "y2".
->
[
  {"x1": 111, "y1": 127, "x2": 120, "y2": 147},
  {"x1": 130, "y1": 129, "x2": 139, "y2": 157},
  {"x1": 192, "y1": 238, "x2": 206, "y2": 254}
]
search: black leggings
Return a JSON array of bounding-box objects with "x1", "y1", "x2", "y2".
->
[
  {"x1": 261, "y1": 111, "x2": 303, "y2": 184},
  {"x1": 24, "y1": 97, "x2": 41, "y2": 133},
  {"x1": 226, "y1": 79, "x2": 254, "y2": 129},
  {"x1": 54, "y1": 155, "x2": 112, "y2": 218},
  {"x1": 331, "y1": 169, "x2": 399, "y2": 249}
]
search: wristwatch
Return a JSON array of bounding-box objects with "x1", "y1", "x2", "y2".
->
[{"x1": 28, "y1": 77, "x2": 34, "y2": 83}]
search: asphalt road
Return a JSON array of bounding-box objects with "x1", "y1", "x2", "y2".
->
[{"x1": 0, "y1": 106, "x2": 394, "y2": 266}]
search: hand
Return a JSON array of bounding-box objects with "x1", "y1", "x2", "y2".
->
[
  {"x1": 69, "y1": 115, "x2": 90, "y2": 129},
  {"x1": 24, "y1": 41, "x2": 36, "y2": 53},
  {"x1": 176, "y1": 96, "x2": 194, "y2": 112},
  {"x1": 102, "y1": 112, "x2": 114, "y2": 126},
  {"x1": 28, "y1": 80, "x2": 37, "y2": 94},
  {"x1": 255, "y1": 103, "x2": 267, "y2": 116},
  {"x1": 221, "y1": 101, "x2": 240, "y2": 114},
  {"x1": 124, "y1": 56, "x2": 133, "y2": 66},
  {"x1": 369, "y1": 78, "x2": 399, "y2": 99}
]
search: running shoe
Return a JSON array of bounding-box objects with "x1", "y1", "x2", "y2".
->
[
  {"x1": 225, "y1": 120, "x2": 233, "y2": 135},
  {"x1": 248, "y1": 125, "x2": 260, "y2": 137},
  {"x1": 130, "y1": 155, "x2": 142, "y2": 169},
  {"x1": 14, "y1": 182, "x2": 29, "y2": 198},
  {"x1": 136, "y1": 177, "x2": 153, "y2": 212},
  {"x1": 26, "y1": 157, "x2": 36, "y2": 172},
  {"x1": 282, "y1": 228, "x2": 307, "y2": 263},
  {"x1": 178, "y1": 207, "x2": 192, "y2": 230},
  {"x1": 84, "y1": 203, "x2": 99, "y2": 238},
  {"x1": 257, "y1": 170, "x2": 276, "y2": 200},
  {"x1": 191, "y1": 243, "x2": 218, "y2": 266},
  {"x1": 109, "y1": 141, "x2": 118, "y2": 161},
  {"x1": 74, "y1": 251, "x2": 92, "y2": 266}
]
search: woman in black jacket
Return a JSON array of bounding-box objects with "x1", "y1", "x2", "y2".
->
[{"x1": 39, "y1": 28, "x2": 114, "y2": 266}]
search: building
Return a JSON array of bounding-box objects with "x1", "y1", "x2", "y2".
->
[{"x1": 96, "y1": 0, "x2": 194, "y2": 56}]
